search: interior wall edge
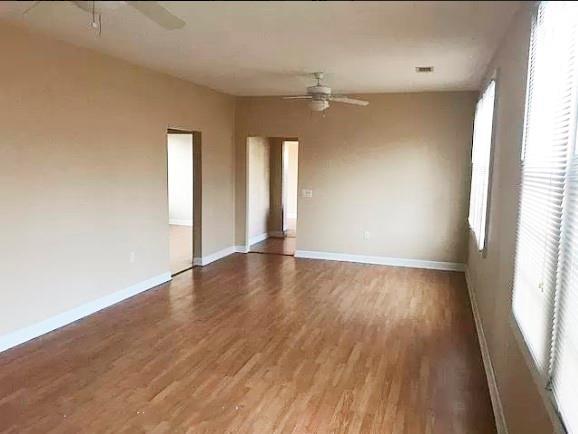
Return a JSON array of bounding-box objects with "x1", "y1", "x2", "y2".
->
[
  {"x1": 249, "y1": 232, "x2": 269, "y2": 246},
  {"x1": 234, "y1": 245, "x2": 249, "y2": 254},
  {"x1": 196, "y1": 246, "x2": 237, "y2": 266}
]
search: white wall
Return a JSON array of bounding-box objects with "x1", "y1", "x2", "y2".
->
[
  {"x1": 247, "y1": 137, "x2": 271, "y2": 240},
  {"x1": 167, "y1": 134, "x2": 193, "y2": 226},
  {"x1": 284, "y1": 141, "x2": 299, "y2": 219}
]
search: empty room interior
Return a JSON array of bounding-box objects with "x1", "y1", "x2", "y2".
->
[{"x1": 1, "y1": 1, "x2": 576, "y2": 433}]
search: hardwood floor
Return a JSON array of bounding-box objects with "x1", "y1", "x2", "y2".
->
[
  {"x1": 0, "y1": 254, "x2": 495, "y2": 433},
  {"x1": 250, "y1": 237, "x2": 296, "y2": 256},
  {"x1": 169, "y1": 224, "x2": 193, "y2": 275}
]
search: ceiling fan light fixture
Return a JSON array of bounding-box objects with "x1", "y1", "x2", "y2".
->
[
  {"x1": 308, "y1": 99, "x2": 329, "y2": 112},
  {"x1": 282, "y1": 72, "x2": 368, "y2": 111}
]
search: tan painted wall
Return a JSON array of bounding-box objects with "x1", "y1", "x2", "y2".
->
[
  {"x1": 235, "y1": 92, "x2": 476, "y2": 262},
  {"x1": 247, "y1": 137, "x2": 270, "y2": 239},
  {"x1": 247, "y1": 137, "x2": 291, "y2": 238},
  {"x1": 466, "y1": 4, "x2": 556, "y2": 433},
  {"x1": 284, "y1": 141, "x2": 299, "y2": 220},
  {"x1": 0, "y1": 23, "x2": 236, "y2": 337},
  {"x1": 268, "y1": 138, "x2": 284, "y2": 234}
]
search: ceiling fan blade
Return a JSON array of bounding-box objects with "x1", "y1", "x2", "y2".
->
[
  {"x1": 129, "y1": 1, "x2": 185, "y2": 30},
  {"x1": 282, "y1": 95, "x2": 313, "y2": 100},
  {"x1": 330, "y1": 96, "x2": 369, "y2": 106}
]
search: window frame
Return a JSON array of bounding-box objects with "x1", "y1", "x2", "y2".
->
[
  {"x1": 510, "y1": 317, "x2": 567, "y2": 434},
  {"x1": 468, "y1": 74, "x2": 499, "y2": 256},
  {"x1": 510, "y1": 2, "x2": 577, "y2": 433}
]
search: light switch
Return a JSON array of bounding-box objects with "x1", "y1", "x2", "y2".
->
[{"x1": 302, "y1": 189, "x2": 313, "y2": 198}]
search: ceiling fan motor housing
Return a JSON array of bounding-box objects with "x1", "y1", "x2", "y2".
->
[
  {"x1": 307, "y1": 85, "x2": 332, "y2": 97},
  {"x1": 281, "y1": 72, "x2": 367, "y2": 111},
  {"x1": 308, "y1": 99, "x2": 330, "y2": 111}
]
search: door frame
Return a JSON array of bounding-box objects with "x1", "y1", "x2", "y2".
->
[
  {"x1": 244, "y1": 136, "x2": 298, "y2": 251},
  {"x1": 281, "y1": 139, "x2": 298, "y2": 238},
  {"x1": 166, "y1": 128, "x2": 202, "y2": 273},
  {"x1": 281, "y1": 140, "x2": 288, "y2": 235}
]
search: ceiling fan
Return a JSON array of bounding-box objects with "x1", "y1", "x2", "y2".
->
[
  {"x1": 283, "y1": 72, "x2": 369, "y2": 112},
  {"x1": 24, "y1": 1, "x2": 185, "y2": 32}
]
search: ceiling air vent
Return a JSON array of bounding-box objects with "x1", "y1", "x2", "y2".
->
[{"x1": 415, "y1": 66, "x2": 434, "y2": 73}]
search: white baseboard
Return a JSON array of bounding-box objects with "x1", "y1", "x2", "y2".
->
[
  {"x1": 268, "y1": 231, "x2": 285, "y2": 238},
  {"x1": 196, "y1": 246, "x2": 237, "y2": 266},
  {"x1": 294, "y1": 250, "x2": 465, "y2": 272},
  {"x1": 235, "y1": 245, "x2": 249, "y2": 254},
  {"x1": 249, "y1": 232, "x2": 269, "y2": 245},
  {"x1": 0, "y1": 272, "x2": 172, "y2": 354},
  {"x1": 465, "y1": 267, "x2": 508, "y2": 434},
  {"x1": 169, "y1": 219, "x2": 193, "y2": 226}
]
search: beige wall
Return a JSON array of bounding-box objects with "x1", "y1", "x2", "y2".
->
[
  {"x1": 284, "y1": 141, "x2": 299, "y2": 221},
  {"x1": 247, "y1": 137, "x2": 270, "y2": 239},
  {"x1": 268, "y1": 138, "x2": 284, "y2": 234},
  {"x1": 236, "y1": 92, "x2": 476, "y2": 262},
  {"x1": 0, "y1": 23, "x2": 236, "y2": 337},
  {"x1": 466, "y1": 5, "x2": 557, "y2": 434},
  {"x1": 0, "y1": 15, "x2": 552, "y2": 433},
  {"x1": 247, "y1": 137, "x2": 290, "y2": 237}
]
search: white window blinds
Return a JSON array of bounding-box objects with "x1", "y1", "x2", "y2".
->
[
  {"x1": 512, "y1": 2, "x2": 578, "y2": 432},
  {"x1": 468, "y1": 80, "x2": 496, "y2": 251},
  {"x1": 552, "y1": 150, "x2": 578, "y2": 434}
]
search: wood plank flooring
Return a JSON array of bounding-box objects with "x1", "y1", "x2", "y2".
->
[
  {"x1": 169, "y1": 224, "x2": 193, "y2": 275},
  {"x1": 0, "y1": 253, "x2": 495, "y2": 433},
  {"x1": 250, "y1": 237, "x2": 296, "y2": 256}
]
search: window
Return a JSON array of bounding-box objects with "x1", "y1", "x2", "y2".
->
[
  {"x1": 468, "y1": 79, "x2": 496, "y2": 252},
  {"x1": 512, "y1": 2, "x2": 578, "y2": 432}
]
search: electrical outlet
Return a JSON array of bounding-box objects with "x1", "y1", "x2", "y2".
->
[
  {"x1": 129, "y1": 251, "x2": 136, "y2": 263},
  {"x1": 302, "y1": 189, "x2": 313, "y2": 198},
  {"x1": 363, "y1": 231, "x2": 371, "y2": 240}
]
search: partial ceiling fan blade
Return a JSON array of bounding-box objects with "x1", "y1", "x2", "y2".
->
[
  {"x1": 282, "y1": 95, "x2": 313, "y2": 100},
  {"x1": 330, "y1": 96, "x2": 369, "y2": 106},
  {"x1": 129, "y1": 1, "x2": 185, "y2": 30}
]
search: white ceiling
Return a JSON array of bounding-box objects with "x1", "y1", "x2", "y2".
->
[{"x1": 1, "y1": 1, "x2": 520, "y2": 96}]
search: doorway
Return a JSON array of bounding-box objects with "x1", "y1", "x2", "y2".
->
[
  {"x1": 282, "y1": 140, "x2": 299, "y2": 239},
  {"x1": 167, "y1": 130, "x2": 194, "y2": 275},
  {"x1": 246, "y1": 137, "x2": 298, "y2": 256}
]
